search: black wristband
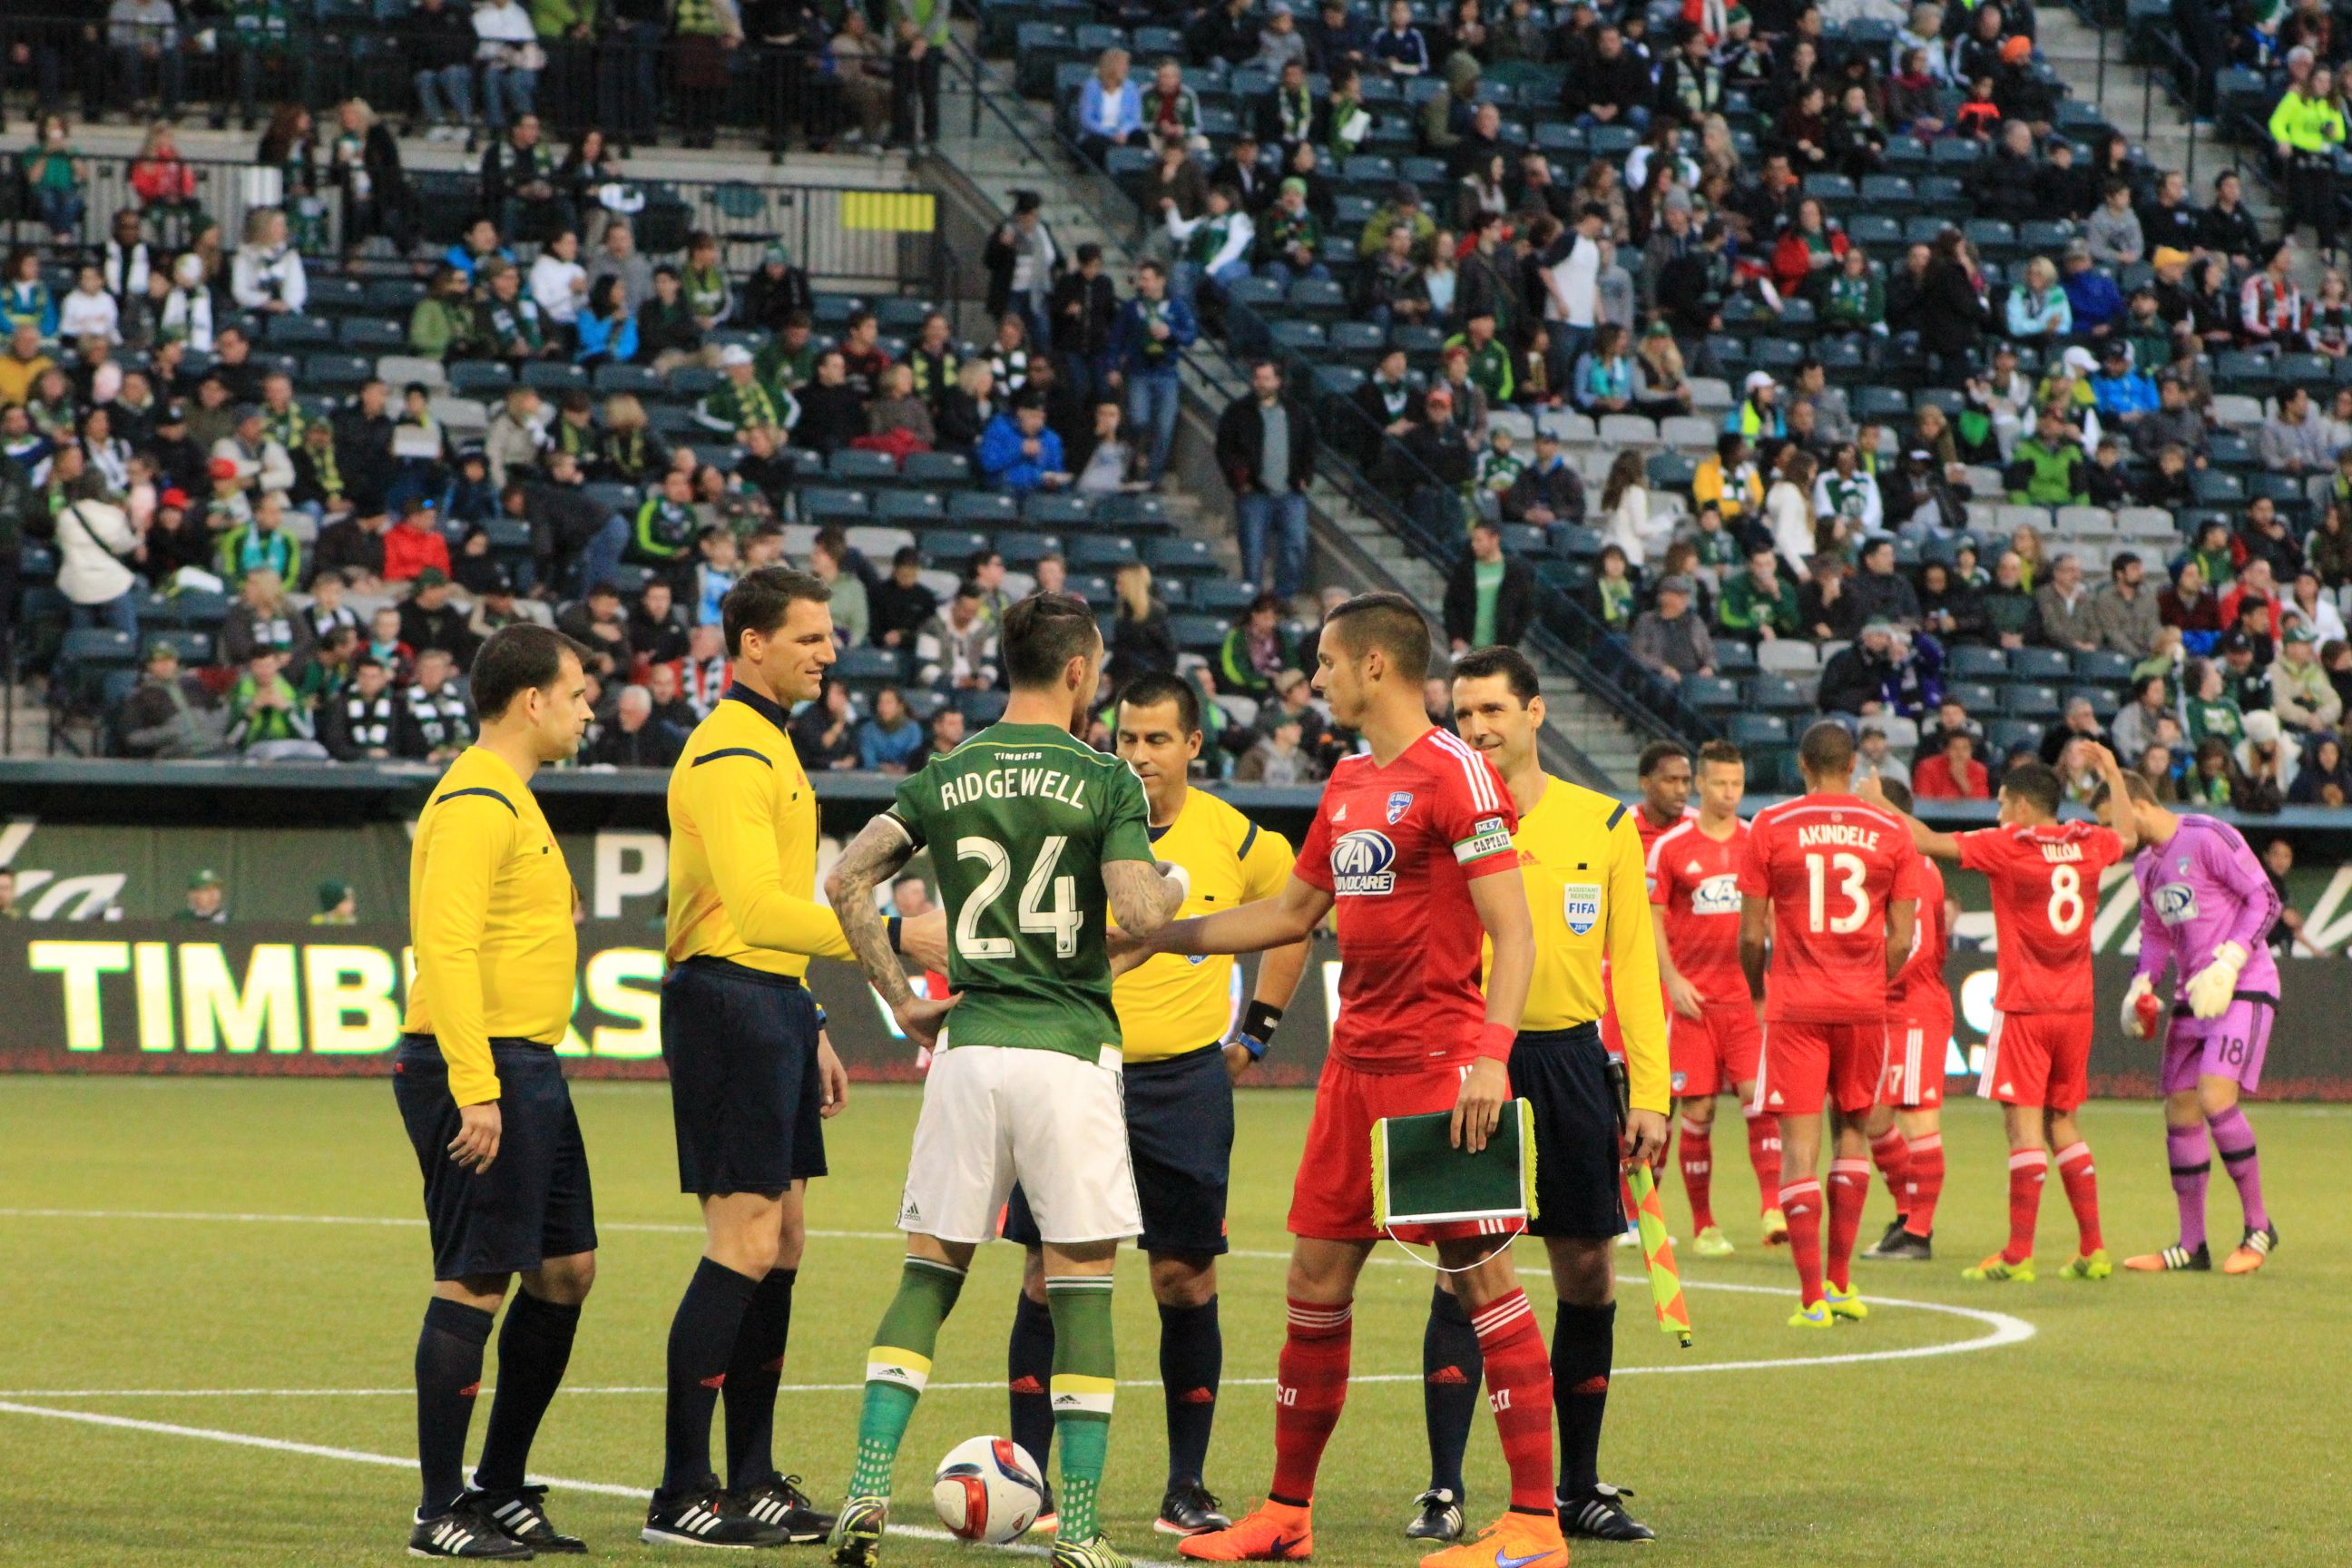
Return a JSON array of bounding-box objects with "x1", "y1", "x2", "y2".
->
[
  {"x1": 887, "y1": 915, "x2": 903, "y2": 954},
  {"x1": 814, "y1": 1004, "x2": 829, "y2": 1030},
  {"x1": 1240, "y1": 999, "x2": 1285, "y2": 1055}
]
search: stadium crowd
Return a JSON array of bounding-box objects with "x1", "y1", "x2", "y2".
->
[{"x1": 1019, "y1": 0, "x2": 2352, "y2": 809}]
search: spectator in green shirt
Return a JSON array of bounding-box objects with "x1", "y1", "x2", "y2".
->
[
  {"x1": 1718, "y1": 543, "x2": 1802, "y2": 641},
  {"x1": 2004, "y1": 407, "x2": 2088, "y2": 505}
]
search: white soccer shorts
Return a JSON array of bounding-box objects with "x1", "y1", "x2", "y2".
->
[{"x1": 896, "y1": 1041, "x2": 1142, "y2": 1245}]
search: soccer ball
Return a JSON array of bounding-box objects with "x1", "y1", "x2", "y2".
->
[{"x1": 931, "y1": 1436, "x2": 1045, "y2": 1544}]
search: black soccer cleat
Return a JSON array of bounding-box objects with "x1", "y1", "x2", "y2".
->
[
  {"x1": 1032, "y1": 1482, "x2": 1058, "y2": 1535},
  {"x1": 643, "y1": 1484, "x2": 792, "y2": 1549},
  {"x1": 1867, "y1": 1216, "x2": 1909, "y2": 1254},
  {"x1": 475, "y1": 1485, "x2": 584, "y2": 1553},
  {"x1": 1405, "y1": 1488, "x2": 1465, "y2": 1543},
  {"x1": 409, "y1": 1493, "x2": 534, "y2": 1559},
  {"x1": 1153, "y1": 1480, "x2": 1231, "y2": 1535},
  {"x1": 734, "y1": 1474, "x2": 833, "y2": 1543},
  {"x1": 1560, "y1": 1482, "x2": 1656, "y2": 1543},
  {"x1": 1864, "y1": 1228, "x2": 1934, "y2": 1262}
]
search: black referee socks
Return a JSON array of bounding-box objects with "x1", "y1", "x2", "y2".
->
[
  {"x1": 415, "y1": 1296, "x2": 495, "y2": 1515},
  {"x1": 1553, "y1": 1299, "x2": 1616, "y2": 1495},
  {"x1": 722, "y1": 1268, "x2": 798, "y2": 1493},
  {"x1": 1006, "y1": 1289, "x2": 1057, "y2": 1473},
  {"x1": 1158, "y1": 1296, "x2": 1221, "y2": 1487},
  {"x1": 1421, "y1": 1283, "x2": 1482, "y2": 1502},
  {"x1": 661, "y1": 1257, "x2": 761, "y2": 1496},
  {"x1": 474, "y1": 1289, "x2": 583, "y2": 1494}
]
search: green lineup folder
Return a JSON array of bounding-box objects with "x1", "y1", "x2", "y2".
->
[{"x1": 1370, "y1": 1101, "x2": 1540, "y2": 1229}]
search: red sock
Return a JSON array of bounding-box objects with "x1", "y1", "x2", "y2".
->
[
  {"x1": 1467, "y1": 1289, "x2": 1556, "y2": 1514},
  {"x1": 1678, "y1": 1116, "x2": 1715, "y2": 1231},
  {"x1": 1780, "y1": 1178, "x2": 1824, "y2": 1305},
  {"x1": 2004, "y1": 1150, "x2": 2048, "y2": 1264},
  {"x1": 1826, "y1": 1158, "x2": 1871, "y2": 1291},
  {"x1": 1745, "y1": 1109, "x2": 1783, "y2": 1214},
  {"x1": 1868, "y1": 1126, "x2": 1911, "y2": 1211},
  {"x1": 1905, "y1": 1132, "x2": 1945, "y2": 1238},
  {"x1": 2054, "y1": 1141, "x2": 2102, "y2": 1255},
  {"x1": 1269, "y1": 1298, "x2": 1351, "y2": 1504}
]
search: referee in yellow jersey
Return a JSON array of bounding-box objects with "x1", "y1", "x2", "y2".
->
[
  {"x1": 647, "y1": 566, "x2": 946, "y2": 1548},
  {"x1": 1411, "y1": 646, "x2": 1671, "y2": 1548},
  {"x1": 392, "y1": 623, "x2": 595, "y2": 1562},
  {"x1": 997, "y1": 669, "x2": 1308, "y2": 1538}
]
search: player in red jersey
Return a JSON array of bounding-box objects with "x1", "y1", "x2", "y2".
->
[
  {"x1": 1647, "y1": 740, "x2": 1786, "y2": 1256},
  {"x1": 1857, "y1": 778, "x2": 1952, "y2": 1264},
  {"x1": 1862, "y1": 750, "x2": 2136, "y2": 1283},
  {"x1": 1738, "y1": 721, "x2": 1922, "y2": 1328},
  {"x1": 1122, "y1": 593, "x2": 1569, "y2": 1568}
]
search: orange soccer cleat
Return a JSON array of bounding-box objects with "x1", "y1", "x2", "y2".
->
[
  {"x1": 2222, "y1": 1224, "x2": 2279, "y2": 1275},
  {"x1": 1417, "y1": 1511, "x2": 1571, "y2": 1568},
  {"x1": 1177, "y1": 1501, "x2": 1313, "y2": 1563}
]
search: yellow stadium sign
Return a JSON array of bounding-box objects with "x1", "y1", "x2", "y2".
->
[{"x1": 841, "y1": 191, "x2": 937, "y2": 232}]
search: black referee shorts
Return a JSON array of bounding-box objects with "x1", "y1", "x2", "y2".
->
[
  {"x1": 1004, "y1": 1041, "x2": 1232, "y2": 1257},
  {"x1": 1514, "y1": 1023, "x2": 1626, "y2": 1240},
  {"x1": 661, "y1": 956, "x2": 828, "y2": 1195},
  {"x1": 392, "y1": 1034, "x2": 598, "y2": 1282}
]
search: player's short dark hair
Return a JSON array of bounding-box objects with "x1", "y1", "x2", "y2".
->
[
  {"x1": 1639, "y1": 740, "x2": 1692, "y2": 777},
  {"x1": 1117, "y1": 670, "x2": 1200, "y2": 735},
  {"x1": 1697, "y1": 739, "x2": 1744, "y2": 769},
  {"x1": 1450, "y1": 645, "x2": 1541, "y2": 703},
  {"x1": 1002, "y1": 592, "x2": 1102, "y2": 689},
  {"x1": 1797, "y1": 720, "x2": 1856, "y2": 778},
  {"x1": 2001, "y1": 760, "x2": 2063, "y2": 818},
  {"x1": 1323, "y1": 591, "x2": 1433, "y2": 678},
  {"x1": 470, "y1": 623, "x2": 590, "y2": 721},
  {"x1": 1879, "y1": 777, "x2": 1915, "y2": 814},
  {"x1": 722, "y1": 566, "x2": 830, "y2": 658}
]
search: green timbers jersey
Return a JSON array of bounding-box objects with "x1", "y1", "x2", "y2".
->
[{"x1": 885, "y1": 722, "x2": 1156, "y2": 1062}]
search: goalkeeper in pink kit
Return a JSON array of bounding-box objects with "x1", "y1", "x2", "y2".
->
[{"x1": 2099, "y1": 774, "x2": 2282, "y2": 1275}]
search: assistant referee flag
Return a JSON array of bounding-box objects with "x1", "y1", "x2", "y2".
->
[{"x1": 402, "y1": 747, "x2": 580, "y2": 1106}]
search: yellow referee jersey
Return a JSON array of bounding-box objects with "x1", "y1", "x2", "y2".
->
[
  {"x1": 1487, "y1": 775, "x2": 1671, "y2": 1115},
  {"x1": 403, "y1": 747, "x2": 579, "y2": 1107},
  {"x1": 665, "y1": 686, "x2": 856, "y2": 977},
  {"x1": 1115, "y1": 788, "x2": 1293, "y2": 1063}
]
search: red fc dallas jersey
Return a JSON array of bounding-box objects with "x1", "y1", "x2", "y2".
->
[
  {"x1": 1647, "y1": 816, "x2": 1749, "y2": 1004},
  {"x1": 1888, "y1": 854, "x2": 1952, "y2": 1027},
  {"x1": 1633, "y1": 803, "x2": 1698, "y2": 858},
  {"x1": 1296, "y1": 728, "x2": 1521, "y2": 1073},
  {"x1": 1737, "y1": 793, "x2": 1922, "y2": 1024},
  {"x1": 1956, "y1": 820, "x2": 2125, "y2": 1014}
]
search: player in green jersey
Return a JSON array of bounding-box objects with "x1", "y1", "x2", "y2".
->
[{"x1": 823, "y1": 593, "x2": 1187, "y2": 1568}]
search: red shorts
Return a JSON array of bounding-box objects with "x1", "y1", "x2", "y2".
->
[
  {"x1": 1669, "y1": 1004, "x2": 1762, "y2": 1099},
  {"x1": 1756, "y1": 1018, "x2": 1887, "y2": 1118},
  {"x1": 1879, "y1": 1014, "x2": 1951, "y2": 1110},
  {"x1": 1289, "y1": 1054, "x2": 1504, "y2": 1243},
  {"x1": 1978, "y1": 1010, "x2": 2092, "y2": 1113}
]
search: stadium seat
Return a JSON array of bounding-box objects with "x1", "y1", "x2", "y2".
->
[
  {"x1": 449, "y1": 362, "x2": 514, "y2": 397},
  {"x1": 1022, "y1": 493, "x2": 1094, "y2": 527},
  {"x1": 2009, "y1": 646, "x2": 2073, "y2": 682},
  {"x1": 1684, "y1": 674, "x2": 1741, "y2": 712},
  {"x1": 1144, "y1": 537, "x2": 1215, "y2": 574},
  {"x1": 1949, "y1": 645, "x2": 2009, "y2": 681},
  {"x1": 521, "y1": 362, "x2": 588, "y2": 395},
  {"x1": 835, "y1": 646, "x2": 905, "y2": 688},
  {"x1": 1068, "y1": 535, "x2": 1139, "y2": 572},
  {"x1": 996, "y1": 532, "x2": 1063, "y2": 567},
  {"x1": 1727, "y1": 713, "x2": 1789, "y2": 748},
  {"x1": 1945, "y1": 681, "x2": 2001, "y2": 712},
  {"x1": 829, "y1": 448, "x2": 902, "y2": 483},
  {"x1": 2002, "y1": 683, "x2": 2063, "y2": 719},
  {"x1": 1757, "y1": 640, "x2": 1819, "y2": 673},
  {"x1": 877, "y1": 490, "x2": 946, "y2": 524},
  {"x1": 904, "y1": 452, "x2": 973, "y2": 486},
  {"x1": 947, "y1": 490, "x2": 1017, "y2": 524},
  {"x1": 1749, "y1": 675, "x2": 1812, "y2": 712},
  {"x1": 1170, "y1": 613, "x2": 1230, "y2": 652},
  {"x1": 1988, "y1": 720, "x2": 2045, "y2": 758},
  {"x1": 799, "y1": 486, "x2": 873, "y2": 523},
  {"x1": 593, "y1": 363, "x2": 665, "y2": 396}
]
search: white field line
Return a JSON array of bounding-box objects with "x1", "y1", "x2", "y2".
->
[{"x1": 0, "y1": 1400, "x2": 1171, "y2": 1565}]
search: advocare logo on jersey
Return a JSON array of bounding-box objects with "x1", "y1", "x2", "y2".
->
[
  {"x1": 2155, "y1": 882, "x2": 2200, "y2": 926},
  {"x1": 1330, "y1": 829, "x2": 1399, "y2": 895},
  {"x1": 1690, "y1": 872, "x2": 1742, "y2": 916}
]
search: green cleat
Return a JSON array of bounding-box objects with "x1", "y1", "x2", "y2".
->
[
  {"x1": 1690, "y1": 1225, "x2": 1734, "y2": 1258},
  {"x1": 1823, "y1": 1280, "x2": 1868, "y2": 1321},
  {"x1": 1788, "y1": 1300, "x2": 1834, "y2": 1328},
  {"x1": 1961, "y1": 1253, "x2": 2035, "y2": 1283},
  {"x1": 2060, "y1": 1249, "x2": 2113, "y2": 1280},
  {"x1": 830, "y1": 1496, "x2": 888, "y2": 1568},
  {"x1": 1053, "y1": 1531, "x2": 1132, "y2": 1568}
]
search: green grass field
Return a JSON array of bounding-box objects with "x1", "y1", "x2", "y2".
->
[{"x1": 0, "y1": 1078, "x2": 2345, "y2": 1568}]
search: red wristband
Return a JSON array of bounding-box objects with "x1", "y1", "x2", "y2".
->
[{"x1": 1475, "y1": 1022, "x2": 1516, "y2": 1063}]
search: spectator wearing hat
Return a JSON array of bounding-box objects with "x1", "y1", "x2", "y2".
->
[
  {"x1": 320, "y1": 653, "x2": 402, "y2": 761},
  {"x1": 119, "y1": 641, "x2": 229, "y2": 760},
  {"x1": 226, "y1": 643, "x2": 329, "y2": 761},
  {"x1": 311, "y1": 881, "x2": 358, "y2": 925},
  {"x1": 2271, "y1": 621, "x2": 2341, "y2": 733},
  {"x1": 985, "y1": 191, "x2": 1063, "y2": 348},
  {"x1": 741, "y1": 243, "x2": 815, "y2": 335},
  {"x1": 397, "y1": 567, "x2": 479, "y2": 663},
  {"x1": 1630, "y1": 573, "x2": 1715, "y2": 684},
  {"x1": 976, "y1": 393, "x2": 1070, "y2": 495},
  {"x1": 693, "y1": 345, "x2": 791, "y2": 437},
  {"x1": 180, "y1": 868, "x2": 230, "y2": 923},
  {"x1": 210, "y1": 403, "x2": 293, "y2": 506},
  {"x1": 2088, "y1": 338, "x2": 2157, "y2": 422},
  {"x1": 1357, "y1": 181, "x2": 1436, "y2": 261},
  {"x1": 1256, "y1": 178, "x2": 1328, "y2": 289}
]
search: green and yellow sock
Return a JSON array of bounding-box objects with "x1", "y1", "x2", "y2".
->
[
  {"x1": 1045, "y1": 1274, "x2": 1116, "y2": 1541},
  {"x1": 848, "y1": 1257, "x2": 966, "y2": 1499}
]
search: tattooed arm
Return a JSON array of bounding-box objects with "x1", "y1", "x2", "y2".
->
[
  {"x1": 825, "y1": 814, "x2": 959, "y2": 1045},
  {"x1": 1103, "y1": 857, "x2": 1184, "y2": 939}
]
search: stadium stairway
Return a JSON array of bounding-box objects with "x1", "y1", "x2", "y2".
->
[
  {"x1": 932, "y1": 44, "x2": 1650, "y2": 789},
  {"x1": 2037, "y1": 7, "x2": 2284, "y2": 257}
]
